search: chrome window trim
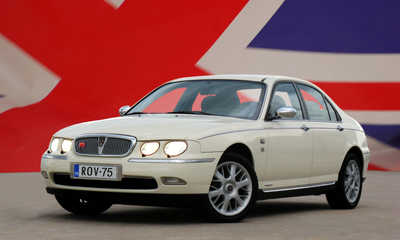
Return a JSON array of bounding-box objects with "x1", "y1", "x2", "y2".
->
[
  {"x1": 42, "y1": 154, "x2": 68, "y2": 160},
  {"x1": 128, "y1": 158, "x2": 215, "y2": 163},
  {"x1": 262, "y1": 181, "x2": 336, "y2": 193},
  {"x1": 271, "y1": 119, "x2": 311, "y2": 122},
  {"x1": 74, "y1": 134, "x2": 137, "y2": 157},
  {"x1": 307, "y1": 120, "x2": 344, "y2": 123},
  {"x1": 197, "y1": 128, "x2": 267, "y2": 140},
  {"x1": 270, "y1": 118, "x2": 344, "y2": 124}
]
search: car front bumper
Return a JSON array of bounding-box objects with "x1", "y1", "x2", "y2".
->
[
  {"x1": 45, "y1": 187, "x2": 208, "y2": 207},
  {"x1": 41, "y1": 151, "x2": 222, "y2": 195}
]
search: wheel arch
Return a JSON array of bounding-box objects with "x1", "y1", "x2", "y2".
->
[
  {"x1": 345, "y1": 146, "x2": 364, "y2": 173},
  {"x1": 223, "y1": 143, "x2": 254, "y2": 166}
]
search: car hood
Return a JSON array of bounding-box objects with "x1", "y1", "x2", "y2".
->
[{"x1": 55, "y1": 114, "x2": 252, "y2": 141}]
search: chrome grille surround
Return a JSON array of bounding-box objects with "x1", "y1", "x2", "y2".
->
[{"x1": 74, "y1": 134, "x2": 137, "y2": 157}]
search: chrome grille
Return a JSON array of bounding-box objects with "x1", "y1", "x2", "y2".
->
[{"x1": 74, "y1": 134, "x2": 136, "y2": 157}]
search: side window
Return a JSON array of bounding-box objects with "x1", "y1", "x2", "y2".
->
[
  {"x1": 268, "y1": 83, "x2": 303, "y2": 119},
  {"x1": 297, "y1": 85, "x2": 330, "y2": 121},
  {"x1": 326, "y1": 99, "x2": 339, "y2": 121}
]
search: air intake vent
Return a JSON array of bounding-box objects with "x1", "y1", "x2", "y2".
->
[{"x1": 53, "y1": 173, "x2": 158, "y2": 190}]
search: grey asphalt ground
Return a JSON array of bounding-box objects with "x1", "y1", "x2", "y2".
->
[{"x1": 0, "y1": 171, "x2": 399, "y2": 239}]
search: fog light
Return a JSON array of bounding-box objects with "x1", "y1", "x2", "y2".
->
[
  {"x1": 41, "y1": 171, "x2": 49, "y2": 179},
  {"x1": 161, "y1": 177, "x2": 187, "y2": 185}
]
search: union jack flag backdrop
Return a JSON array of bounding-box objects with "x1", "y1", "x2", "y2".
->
[{"x1": 0, "y1": 0, "x2": 399, "y2": 172}]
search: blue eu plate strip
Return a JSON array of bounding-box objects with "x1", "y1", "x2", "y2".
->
[{"x1": 74, "y1": 164, "x2": 79, "y2": 177}]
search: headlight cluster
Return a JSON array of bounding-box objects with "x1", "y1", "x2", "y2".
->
[
  {"x1": 141, "y1": 141, "x2": 187, "y2": 157},
  {"x1": 49, "y1": 137, "x2": 73, "y2": 154},
  {"x1": 141, "y1": 142, "x2": 160, "y2": 156}
]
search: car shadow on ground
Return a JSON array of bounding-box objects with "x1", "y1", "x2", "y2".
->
[
  {"x1": 51, "y1": 199, "x2": 331, "y2": 224},
  {"x1": 53, "y1": 206, "x2": 204, "y2": 225},
  {"x1": 248, "y1": 199, "x2": 331, "y2": 219}
]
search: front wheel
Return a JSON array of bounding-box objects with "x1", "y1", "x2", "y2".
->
[
  {"x1": 200, "y1": 153, "x2": 258, "y2": 222},
  {"x1": 55, "y1": 195, "x2": 112, "y2": 215},
  {"x1": 326, "y1": 153, "x2": 362, "y2": 209}
]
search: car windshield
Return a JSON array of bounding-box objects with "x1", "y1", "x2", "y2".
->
[{"x1": 127, "y1": 80, "x2": 266, "y2": 120}]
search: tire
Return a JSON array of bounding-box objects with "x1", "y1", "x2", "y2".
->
[
  {"x1": 55, "y1": 194, "x2": 112, "y2": 215},
  {"x1": 326, "y1": 153, "x2": 362, "y2": 209},
  {"x1": 201, "y1": 152, "x2": 258, "y2": 222}
]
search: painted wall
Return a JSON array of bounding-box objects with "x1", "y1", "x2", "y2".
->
[{"x1": 0, "y1": 0, "x2": 399, "y2": 172}]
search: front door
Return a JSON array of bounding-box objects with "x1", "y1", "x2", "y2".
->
[{"x1": 263, "y1": 82, "x2": 314, "y2": 189}]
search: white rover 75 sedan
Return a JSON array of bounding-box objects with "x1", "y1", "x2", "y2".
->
[{"x1": 41, "y1": 75, "x2": 370, "y2": 222}]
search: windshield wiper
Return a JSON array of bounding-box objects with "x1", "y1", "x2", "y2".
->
[
  {"x1": 125, "y1": 111, "x2": 146, "y2": 115},
  {"x1": 166, "y1": 111, "x2": 214, "y2": 115}
]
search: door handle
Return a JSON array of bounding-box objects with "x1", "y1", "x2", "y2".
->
[
  {"x1": 337, "y1": 125, "x2": 344, "y2": 131},
  {"x1": 301, "y1": 125, "x2": 311, "y2": 131}
]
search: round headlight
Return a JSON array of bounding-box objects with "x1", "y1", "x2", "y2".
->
[
  {"x1": 50, "y1": 138, "x2": 60, "y2": 152},
  {"x1": 164, "y1": 141, "x2": 187, "y2": 157},
  {"x1": 141, "y1": 142, "x2": 160, "y2": 156},
  {"x1": 61, "y1": 139, "x2": 73, "y2": 153}
]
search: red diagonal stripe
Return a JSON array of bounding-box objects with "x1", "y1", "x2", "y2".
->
[
  {"x1": 0, "y1": 0, "x2": 248, "y2": 172},
  {"x1": 312, "y1": 82, "x2": 400, "y2": 110}
]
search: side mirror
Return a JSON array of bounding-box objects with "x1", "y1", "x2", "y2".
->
[
  {"x1": 276, "y1": 106, "x2": 297, "y2": 119},
  {"x1": 119, "y1": 105, "x2": 131, "y2": 116}
]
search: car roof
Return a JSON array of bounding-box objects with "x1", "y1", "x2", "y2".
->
[{"x1": 168, "y1": 74, "x2": 311, "y2": 85}]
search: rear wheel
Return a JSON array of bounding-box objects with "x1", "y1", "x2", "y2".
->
[
  {"x1": 55, "y1": 195, "x2": 112, "y2": 215},
  {"x1": 326, "y1": 153, "x2": 362, "y2": 209},
  {"x1": 201, "y1": 153, "x2": 258, "y2": 222}
]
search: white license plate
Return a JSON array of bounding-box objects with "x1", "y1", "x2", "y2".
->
[{"x1": 71, "y1": 163, "x2": 122, "y2": 181}]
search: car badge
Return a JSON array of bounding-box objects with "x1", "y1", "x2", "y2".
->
[
  {"x1": 79, "y1": 142, "x2": 86, "y2": 151},
  {"x1": 99, "y1": 137, "x2": 106, "y2": 147}
]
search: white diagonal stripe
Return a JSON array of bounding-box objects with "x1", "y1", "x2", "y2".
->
[
  {"x1": 367, "y1": 136, "x2": 400, "y2": 171},
  {"x1": 345, "y1": 110, "x2": 400, "y2": 125},
  {"x1": 104, "y1": 0, "x2": 125, "y2": 9},
  {"x1": 0, "y1": 33, "x2": 60, "y2": 114},
  {"x1": 197, "y1": 0, "x2": 400, "y2": 82}
]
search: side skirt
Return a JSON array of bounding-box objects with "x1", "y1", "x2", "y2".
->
[{"x1": 257, "y1": 182, "x2": 337, "y2": 201}]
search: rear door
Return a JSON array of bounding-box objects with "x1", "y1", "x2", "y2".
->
[{"x1": 296, "y1": 84, "x2": 347, "y2": 184}]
